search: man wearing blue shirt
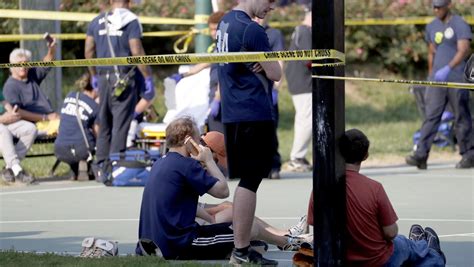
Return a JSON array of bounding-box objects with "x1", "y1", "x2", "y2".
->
[
  {"x1": 137, "y1": 117, "x2": 231, "y2": 260},
  {"x1": 216, "y1": 0, "x2": 281, "y2": 264},
  {"x1": 85, "y1": 0, "x2": 154, "y2": 179},
  {"x1": 406, "y1": 0, "x2": 473, "y2": 169}
]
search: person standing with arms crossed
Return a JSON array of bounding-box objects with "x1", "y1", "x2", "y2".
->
[
  {"x1": 85, "y1": 0, "x2": 154, "y2": 180},
  {"x1": 406, "y1": 0, "x2": 473, "y2": 169},
  {"x1": 216, "y1": 0, "x2": 282, "y2": 265}
]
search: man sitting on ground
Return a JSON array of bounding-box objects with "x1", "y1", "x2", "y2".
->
[
  {"x1": 341, "y1": 129, "x2": 446, "y2": 266},
  {"x1": 136, "y1": 118, "x2": 307, "y2": 262}
]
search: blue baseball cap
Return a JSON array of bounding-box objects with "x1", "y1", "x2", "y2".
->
[{"x1": 432, "y1": 0, "x2": 450, "y2": 7}]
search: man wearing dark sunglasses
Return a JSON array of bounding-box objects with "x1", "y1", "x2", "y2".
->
[{"x1": 406, "y1": 0, "x2": 473, "y2": 169}]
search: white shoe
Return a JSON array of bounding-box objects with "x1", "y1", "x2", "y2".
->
[
  {"x1": 80, "y1": 237, "x2": 118, "y2": 258},
  {"x1": 279, "y1": 233, "x2": 313, "y2": 251},
  {"x1": 288, "y1": 215, "x2": 309, "y2": 236},
  {"x1": 79, "y1": 237, "x2": 95, "y2": 258}
]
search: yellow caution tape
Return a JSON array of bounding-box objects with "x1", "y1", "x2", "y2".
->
[
  {"x1": 194, "y1": 14, "x2": 209, "y2": 24},
  {"x1": 0, "y1": 31, "x2": 191, "y2": 42},
  {"x1": 173, "y1": 31, "x2": 196, "y2": 54},
  {"x1": 0, "y1": 9, "x2": 195, "y2": 25},
  {"x1": 266, "y1": 17, "x2": 473, "y2": 28},
  {"x1": 0, "y1": 49, "x2": 345, "y2": 68},
  {"x1": 345, "y1": 16, "x2": 473, "y2": 26},
  {"x1": 1, "y1": 9, "x2": 472, "y2": 27},
  {"x1": 313, "y1": 75, "x2": 474, "y2": 90}
]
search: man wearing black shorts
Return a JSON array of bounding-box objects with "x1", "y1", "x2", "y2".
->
[
  {"x1": 136, "y1": 117, "x2": 232, "y2": 260},
  {"x1": 216, "y1": 0, "x2": 282, "y2": 264}
]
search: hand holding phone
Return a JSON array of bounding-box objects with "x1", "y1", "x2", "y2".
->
[
  {"x1": 184, "y1": 136, "x2": 200, "y2": 156},
  {"x1": 43, "y1": 32, "x2": 54, "y2": 45}
]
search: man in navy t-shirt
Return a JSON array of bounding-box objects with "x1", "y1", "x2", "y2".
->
[
  {"x1": 85, "y1": 0, "x2": 155, "y2": 179},
  {"x1": 216, "y1": 0, "x2": 281, "y2": 264},
  {"x1": 406, "y1": 0, "x2": 473, "y2": 169},
  {"x1": 136, "y1": 117, "x2": 231, "y2": 260}
]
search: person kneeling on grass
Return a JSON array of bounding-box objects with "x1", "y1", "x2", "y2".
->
[{"x1": 136, "y1": 118, "x2": 309, "y2": 262}]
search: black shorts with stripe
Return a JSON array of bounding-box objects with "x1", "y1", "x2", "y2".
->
[{"x1": 185, "y1": 222, "x2": 234, "y2": 260}]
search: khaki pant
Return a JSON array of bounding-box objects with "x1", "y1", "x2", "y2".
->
[{"x1": 0, "y1": 120, "x2": 37, "y2": 168}]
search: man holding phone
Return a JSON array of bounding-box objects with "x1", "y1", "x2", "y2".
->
[{"x1": 136, "y1": 117, "x2": 231, "y2": 260}]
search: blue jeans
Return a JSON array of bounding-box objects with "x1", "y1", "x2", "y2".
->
[{"x1": 385, "y1": 235, "x2": 445, "y2": 267}]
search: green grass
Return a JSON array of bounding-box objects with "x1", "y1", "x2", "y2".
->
[
  {"x1": 0, "y1": 251, "x2": 218, "y2": 267},
  {"x1": 1, "y1": 69, "x2": 459, "y2": 178}
]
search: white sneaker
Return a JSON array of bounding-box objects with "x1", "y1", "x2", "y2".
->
[
  {"x1": 80, "y1": 237, "x2": 118, "y2": 258},
  {"x1": 79, "y1": 237, "x2": 96, "y2": 258},
  {"x1": 91, "y1": 239, "x2": 118, "y2": 257},
  {"x1": 279, "y1": 233, "x2": 313, "y2": 251},
  {"x1": 288, "y1": 215, "x2": 309, "y2": 236},
  {"x1": 287, "y1": 158, "x2": 312, "y2": 172}
]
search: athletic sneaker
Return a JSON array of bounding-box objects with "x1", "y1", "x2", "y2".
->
[
  {"x1": 229, "y1": 248, "x2": 278, "y2": 266},
  {"x1": 79, "y1": 237, "x2": 96, "y2": 258},
  {"x1": 408, "y1": 224, "x2": 425, "y2": 241},
  {"x1": 424, "y1": 227, "x2": 446, "y2": 264},
  {"x1": 138, "y1": 238, "x2": 159, "y2": 256},
  {"x1": 250, "y1": 240, "x2": 269, "y2": 255},
  {"x1": 279, "y1": 233, "x2": 313, "y2": 251},
  {"x1": 287, "y1": 158, "x2": 312, "y2": 172},
  {"x1": 16, "y1": 170, "x2": 35, "y2": 184},
  {"x1": 89, "y1": 238, "x2": 119, "y2": 258},
  {"x1": 1, "y1": 168, "x2": 15, "y2": 183},
  {"x1": 288, "y1": 215, "x2": 309, "y2": 236}
]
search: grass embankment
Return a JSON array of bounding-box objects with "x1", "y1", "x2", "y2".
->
[{"x1": 0, "y1": 251, "x2": 216, "y2": 267}]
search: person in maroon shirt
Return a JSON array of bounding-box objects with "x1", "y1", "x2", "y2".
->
[{"x1": 340, "y1": 129, "x2": 446, "y2": 266}]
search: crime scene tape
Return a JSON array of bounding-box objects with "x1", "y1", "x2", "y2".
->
[
  {"x1": 345, "y1": 16, "x2": 474, "y2": 26},
  {"x1": 0, "y1": 9, "x2": 196, "y2": 25},
  {"x1": 1, "y1": 9, "x2": 472, "y2": 27},
  {"x1": 0, "y1": 31, "x2": 191, "y2": 42},
  {"x1": 0, "y1": 49, "x2": 345, "y2": 69},
  {"x1": 272, "y1": 16, "x2": 474, "y2": 27},
  {"x1": 313, "y1": 75, "x2": 474, "y2": 90}
]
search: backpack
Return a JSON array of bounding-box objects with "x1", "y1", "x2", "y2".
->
[{"x1": 104, "y1": 149, "x2": 161, "y2": 186}]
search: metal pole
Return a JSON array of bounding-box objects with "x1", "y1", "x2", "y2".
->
[
  {"x1": 194, "y1": 0, "x2": 212, "y2": 53},
  {"x1": 54, "y1": 0, "x2": 62, "y2": 110},
  {"x1": 19, "y1": 0, "x2": 61, "y2": 110},
  {"x1": 313, "y1": 0, "x2": 346, "y2": 266}
]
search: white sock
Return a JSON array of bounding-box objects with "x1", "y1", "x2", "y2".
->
[{"x1": 11, "y1": 164, "x2": 23, "y2": 176}]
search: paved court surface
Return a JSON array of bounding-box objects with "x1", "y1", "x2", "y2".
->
[{"x1": 1, "y1": 162, "x2": 473, "y2": 266}]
